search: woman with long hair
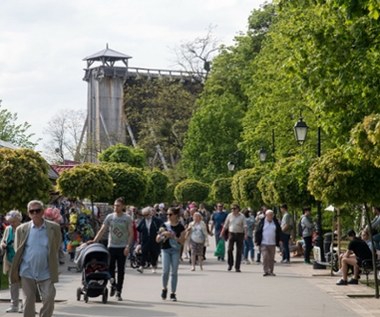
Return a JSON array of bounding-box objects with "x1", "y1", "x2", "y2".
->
[{"x1": 156, "y1": 207, "x2": 186, "y2": 302}]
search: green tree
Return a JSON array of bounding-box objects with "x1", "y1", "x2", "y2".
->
[
  {"x1": 57, "y1": 163, "x2": 113, "y2": 202},
  {"x1": 148, "y1": 169, "x2": 170, "y2": 203},
  {"x1": 101, "y1": 163, "x2": 148, "y2": 205},
  {"x1": 258, "y1": 156, "x2": 313, "y2": 208},
  {"x1": 0, "y1": 148, "x2": 51, "y2": 212},
  {"x1": 350, "y1": 114, "x2": 380, "y2": 168},
  {"x1": 210, "y1": 177, "x2": 233, "y2": 204},
  {"x1": 181, "y1": 3, "x2": 276, "y2": 182},
  {"x1": 0, "y1": 101, "x2": 36, "y2": 148},
  {"x1": 124, "y1": 78, "x2": 202, "y2": 169},
  {"x1": 98, "y1": 143, "x2": 146, "y2": 168},
  {"x1": 231, "y1": 168, "x2": 266, "y2": 209},
  {"x1": 174, "y1": 179, "x2": 210, "y2": 203}
]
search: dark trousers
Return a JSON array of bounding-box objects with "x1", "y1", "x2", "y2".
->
[
  {"x1": 281, "y1": 233, "x2": 291, "y2": 261},
  {"x1": 142, "y1": 245, "x2": 160, "y2": 267},
  {"x1": 304, "y1": 236, "x2": 313, "y2": 263},
  {"x1": 109, "y1": 247, "x2": 127, "y2": 294},
  {"x1": 227, "y1": 232, "x2": 245, "y2": 270}
]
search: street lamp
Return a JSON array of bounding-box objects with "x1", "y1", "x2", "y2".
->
[
  {"x1": 258, "y1": 129, "x2": 276, "y2": 162},
  {"x1": 227, "y1": 161, "x2": 235, "y2": 172},
  {"x1": 258, "y1": 147, "x2": 267, "y2": 162},
  {"x1": 294, "y1": 115, "x2": 325, "y2": 265},
  {"x1": 293, "y1": 117, "x2": 309, "y2": 145}
]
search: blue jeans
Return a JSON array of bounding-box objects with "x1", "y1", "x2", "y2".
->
[
  {"x1": 161, "y1": 248, "x2": 180, "y2": 293},
  {"x1": 243, "y1": 236, "x2": 254, "y2": 260}
]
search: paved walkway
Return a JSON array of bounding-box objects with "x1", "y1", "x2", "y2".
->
[{"x1": 1, "y1": 246, "x2": 380, "y2": 317}]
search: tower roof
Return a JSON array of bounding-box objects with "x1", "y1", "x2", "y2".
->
[{"x1": 83, "y1": 44, "x2": 132, "y2": 68}]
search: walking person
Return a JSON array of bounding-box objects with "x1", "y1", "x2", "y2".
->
[
  {"x1": 300, "y1": 207, "x2": 315, "y2": 264},
  {"x1": 220, "y1": 204, "x2": 247, "y2": 272},
  {"x1": 186, "y1": 212, "x2": 209, "y2": 271},
  {"x1": 136, "y1": 206, "x2": 163, "y2": 273},
  {"x1": 156, "y1": 207, "x2": 186, "y2": 302},
  {"x1": 89, "y1": 197, "x2": 133, "y2": 301},
  {"x1": 255, "y1": 209, "x2": 281, "y2": 276},
  {"x1": 243, "y1": 208, "x2": 255, "y2": 264},
  {"x1": 10, "y1": 200, "x2": 61, "y2": 317},
  {"x1": 280, "y1": 204, "x2": 293, "y2": 263},
  {"x1": 1, "y1": 210, "x2": 23, "y2": 313},
  {"x1": 210, "y1": 203, "x2": 228, "y2": 261}
]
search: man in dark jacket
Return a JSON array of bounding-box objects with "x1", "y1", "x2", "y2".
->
[
  {"x1": 255, "y1": 209, "x2": 281, "y2": 276},
  {"x1": 137, "y1": 207, "x2": 163, "y2": 273}
]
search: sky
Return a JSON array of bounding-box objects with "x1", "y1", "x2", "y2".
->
[{"x1": 0, "y1": 0, "x2": 265, "y2": 152}]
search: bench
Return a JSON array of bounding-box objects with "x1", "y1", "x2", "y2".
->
[{"x1": 360, "y1": 257, "x2": 380, "y2": 285}]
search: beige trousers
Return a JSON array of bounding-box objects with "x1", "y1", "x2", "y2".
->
[
  {"x1": 261, "y1": 244, "x2": 276, "y2": 274},
  {"x1": 21, "y1": 277, "x2": 56, "y2": 317}
]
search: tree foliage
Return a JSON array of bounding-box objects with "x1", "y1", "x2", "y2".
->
[
  {"x1": 210, "y1": 177, "x2": 233, "y2": 204},
  {"x1": 258, "y1": 156, "x2": 313, "y2": 208},
  {"x1": 101, "y1": 163, "x2": 148, "y2": 205},
  {"x1": 98, "y1": 143, "x2": 146, "y2": 168},
  {"x1": 0, "y1": 101, "x2": 36, "y2": 148},
  {"x1": 57, "y1": 163, "x2": 113, "y2": 202},
  {"x1": 124, "y1": 77, "x2": 202, "y2": 169},
  {"x1": 147, "y1": 169, "x2": 170, "y2": 204},
  {"x1": 231, "y1": 168, "x2": 266, "y2": 209},
  {"x1": 181, "y1": 3, "x2": 276, "y2": 183},
  {"x1": 174, "y1": 179, "x2": 210, "y2": 203},
  {"x1": 0, "y1": 149, "x2": 51, "y2": 212},
  {"x1": 350, "y1": 114, "x2": 380, "y2": 167}
]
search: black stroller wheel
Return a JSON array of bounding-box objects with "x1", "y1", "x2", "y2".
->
[
  {"x1": 130, "y1": 258, "x2": 139, "y2": 269},
  {"x1": 76, "y1": 287, "x2": 82, "y2": 301},
  {"x1": 102, "y1": 287, "x2": 108, "y2": 304}
]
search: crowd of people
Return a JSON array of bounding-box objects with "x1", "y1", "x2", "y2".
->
[{"x1": 1, "y1": 199, "x2": 379, "y2": 316}]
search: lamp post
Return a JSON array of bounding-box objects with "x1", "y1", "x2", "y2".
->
[
  {"x1": 258, "y1": 129, "x2": 275, "y2": 162},
  {"x1": 294, "y1": 116, "x2": 325, "y2": 264},
  {"x1": 227, "y1": 161, "x2": 235, "y2": 172}
]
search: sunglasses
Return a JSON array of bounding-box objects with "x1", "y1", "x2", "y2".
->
[
  {"x1": 167, "y1": 213, "x2": 174, "y2": 216},
  {"x1": 29, "y1": 208, "x2": 42, "y2": 214}
]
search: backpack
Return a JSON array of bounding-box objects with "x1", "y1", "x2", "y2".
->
[{"x1": 298, "y1": 218, "x2": 303, "y2": 237}]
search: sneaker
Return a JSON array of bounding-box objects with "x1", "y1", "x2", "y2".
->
[
  {"x1": 161, "y1": 289, "x2": 168, "y2": 300},
  {"x1": 336, "y1": 279, "x2": 348, "y2": 286},
  {"x1": 281, "y1": 259, "x2": 289, "y2": 264},
  {"x1": 137, "y1": 266, "x2": 144, "y2": 273},
  {"x1": 263, "y1": 272, "x2": 270, "y2": 276},
  {"x1": 270, "y1": 272, "x2": 276, "y2": 276},
  {"x1": 235, "y1": 269, "x2": 241, "y2": 272},
  {"x1": 152, "y1": 268, "x2": 157, "y2": 274},
  {"x1": 170, "y1": 293, "x2": 177, "y2": 302},
  {"x1": 116, "y1": 292, "x2": 123, "y2": 301},
  {"x1": 18, "y1": 302, "x2": 23, "y2": 313},
  {"x1": 348, "y1": 278, "x2": 359, "y2": 285},
  {"x1": 6, "y1": 306, "x2": 18, "y2": 313},
  {"x1": 227, "y1": 266, "x2": 232, "y2": 271}
]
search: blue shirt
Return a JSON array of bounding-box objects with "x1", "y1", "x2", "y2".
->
[
  {"x1": 211, "y1": 211, "x2": 228, "y2": 233},
  {"x1": 19, "y1": 222, "x2": 50, "y2": 281}
]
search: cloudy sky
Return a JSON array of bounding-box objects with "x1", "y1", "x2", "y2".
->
[{"x1": 0, "y1": 0, "x2": 264, "y2": 151}]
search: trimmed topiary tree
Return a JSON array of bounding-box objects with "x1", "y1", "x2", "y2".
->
[
  {"x1": 98, "y1": 143, "x2": 146, "y2": 168},
  {"x1": 0, "y1": 148, "x2": 52, "y2": 212},
  {"x1": 210, "y1": 177, "x2": 233, "y2": 204},
  {"x1": 174, "y1": 179, "x2": 210, "y2": 203},
  {"x1": 101, "y1": 163, "x2": 148, "y2": 205}
]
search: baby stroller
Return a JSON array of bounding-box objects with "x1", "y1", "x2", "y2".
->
[
  {"x1": 129, "y1": 244, "x2": 150, "y2": 269},
  {"x1": 76, "y1": 243, "x2": 112, "y2": 304}
]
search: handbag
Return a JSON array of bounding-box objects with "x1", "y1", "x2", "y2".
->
[{"x1": 169, "y1": 238, "x2": 181, "y2": 250}]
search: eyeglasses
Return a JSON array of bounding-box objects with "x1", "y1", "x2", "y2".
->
[
  {"x1": 167, "y1": 213, "x2": 174, "y2": 216},
  {"x1": 29, "y1": 208, "x2": 42, "y2": 214},
  {"x1": 231, "y1": 207, "x2": 238, "y2": 210}
]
